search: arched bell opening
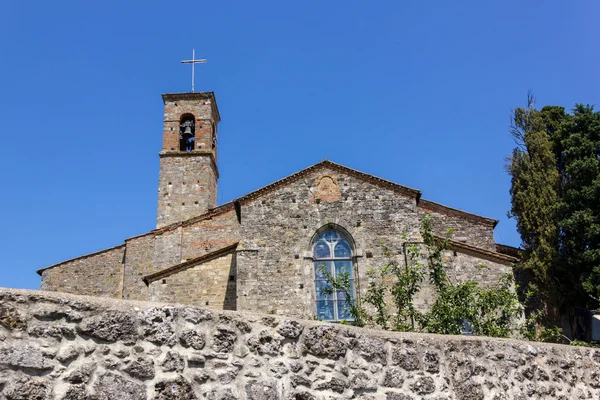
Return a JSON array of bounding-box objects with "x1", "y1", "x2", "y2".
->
[{"x1": 179, "y1": 114, "x2": 196, "y2": 152}]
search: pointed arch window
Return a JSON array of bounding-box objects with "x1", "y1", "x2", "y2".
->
[{"x1": 313, "y1": 229, "x2": 355, "y2": 321}]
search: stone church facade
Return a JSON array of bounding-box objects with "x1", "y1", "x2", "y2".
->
[{"x1": 38, "y1": 92, "x2": 518, "y2": 321}]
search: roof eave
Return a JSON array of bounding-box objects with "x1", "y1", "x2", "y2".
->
[
  {"x1": 143, "y1": 242, "x2": 239, "y2": 284},
  {"x1": 36, "y1": 243, "x2": 126, "y2": 275}
]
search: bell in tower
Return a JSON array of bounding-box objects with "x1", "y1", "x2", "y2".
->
[{"x1": 179, "y1": 116, "x2": 195, "y2": 152}]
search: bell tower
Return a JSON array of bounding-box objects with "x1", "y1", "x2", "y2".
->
[{"x1": 156, "y1": 92, "x2": 220, "y2": 228}]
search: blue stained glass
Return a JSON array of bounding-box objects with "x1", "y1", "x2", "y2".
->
[
  {"x1": 314, "y1": 241, "x2": 330, "y2": 259},
  {"x1": 335, "y1": 290, "x2": 354, "y2": 301},
  {"x1": 315, "y1": 280, "x2": 333, "y2": 300},
  {"x1": 335, "y1": 261, "x2": 354, "y2": 279},
  {"x1": 337, "y1": 300, "x2": 354, "y2": 321},
  {"x1": 314, "y1": 261, "x2": 330, "y2": 279},
  {"x1": 316, "y1": 301, "x2": 335, "y2": 321},
  {"x1": 334, "y1": 240, "x2": 351, "y2": 258},
  {"x1": 336, "y1": 281, "x2": 354, "y2": 301},
  {"x1": 320, "y1": 230, "x2": 342, "y2": 243}
]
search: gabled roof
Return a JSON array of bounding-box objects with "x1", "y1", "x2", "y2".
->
[
  {"x1": 147, "y1": 159, "x2": 423, "y2": 235},
  {"x1": 143, "y1": 242, "x2": 239, "y2": 284},
  {"x1": 236, "y1": 159, "x2": 422, "y2": 204},
  {"x1": 418, "y1": 199, "x2": 498, "y2": 228}
]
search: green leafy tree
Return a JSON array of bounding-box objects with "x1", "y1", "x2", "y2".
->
[
  {"x1": 507, "y1": 96, "x2": 600, "y2": 324},
  {"x1": 418, "y1": 217, "x2": 522, "y2": 337},
  {"x1": 555, "y1": 105, "x2": 600, "y2": 307}
]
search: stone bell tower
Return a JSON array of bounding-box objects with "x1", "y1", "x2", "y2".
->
[{"x1": 156, "y1": 92, "x2": 220, "y2": 228}]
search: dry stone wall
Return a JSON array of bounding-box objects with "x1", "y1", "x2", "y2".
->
[{"x1": 1, "y1": 288, "x2": 600, "y2": 400}]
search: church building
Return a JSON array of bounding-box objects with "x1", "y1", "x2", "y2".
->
[{"x1": 38, "y1": 91, "x2": 518, "y2": 321}]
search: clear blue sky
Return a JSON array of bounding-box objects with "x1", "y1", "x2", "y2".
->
[{"x1": 0, "y1": 1, "x2": 598, "y2": 290}]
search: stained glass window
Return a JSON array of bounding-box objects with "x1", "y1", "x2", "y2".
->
[{"x1": 313, "y1": 229, "x2": 355, "y2": 322}]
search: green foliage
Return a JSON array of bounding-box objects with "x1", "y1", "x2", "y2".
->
[
  {"x1": 556, "y1": 105, "x2": 600, "y2": 307},
  {"x1": 418, "y1": 218, "x2": 522, "y2": 337},
  {"x1": 321, "y1": 215, "x2": 523, "y2": 338},
  {"x1": 507, "y1": 95, "x2": 600, "y2": 312},
  {"x1": 317, "y1": 263, "x2": 365, "y2": 327},
  {"x1": 538, "y1": 326, "x2": 564, "y2": 343},
  {"x1": 569, "y1": 339, "x2": 591, "y2": 347},
  {"x1": 518, "y1": 292, "x2": 545, "y2": 341}
]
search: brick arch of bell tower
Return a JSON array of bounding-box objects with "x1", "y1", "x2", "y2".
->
[{"x1": 156, "y1": 92, "x2": 221, "y2": 228}]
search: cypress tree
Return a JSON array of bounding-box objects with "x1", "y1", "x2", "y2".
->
[{"x1": 508, "y1": 96, "x2": 600, "y2": 329}]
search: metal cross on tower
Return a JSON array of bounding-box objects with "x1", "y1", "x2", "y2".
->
[{"x1": 181, "y1": 49, "x2": 207, "y2": 93}]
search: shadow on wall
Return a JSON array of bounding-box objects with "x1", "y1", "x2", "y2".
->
[{"x1": 223, "y1": 254, "x2": 236, "y2": 311}]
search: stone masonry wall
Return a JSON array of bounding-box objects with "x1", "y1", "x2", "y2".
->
[
  {"x1": 236, "y1": 168, "x2": 421, "y2": 317},
  {"x1": 414, "y1": 250, "x2": 513, "y2": 310},
  {"x1": 40, "y1": 246, "x2": 125, "y2": 299},
  {"x1": 153, "y1": 228, "x2": 183, "y2": 272},
  {"x1": 1, "y1": 288, "x2": 599, "y2": 400},
  {"x1": 123, "y1": 235, "x2": 156, "y2": 301},
  {"x1": 417, "y1": 207, "x2": 496, "y2": 251},
  {"x1": 156, "y1": 154, "x2": 217, "y2": 228},
  {"x1": 149, "y1": 252, "x2": 237, "y2": 311},
  {"x1": 236, "y1": 168, "x2": 497, "y2": 319},
  {"x1": 180, "y1": 210, "x2": 240, "y2": 262}
]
